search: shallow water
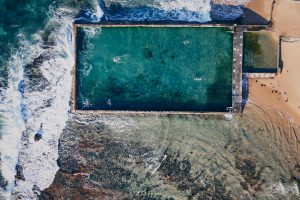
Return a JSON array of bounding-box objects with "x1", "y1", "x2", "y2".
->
[{"x1": 77, "y1": 26, "x2": 233, "y2": 111}]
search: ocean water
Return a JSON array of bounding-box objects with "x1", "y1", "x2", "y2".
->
[
  {"x1": 1, "y1": 0, "x2": 298, "y2": 199},
  {"x1": 76, "y1": 27, "x2": 232, "y2": 111}
]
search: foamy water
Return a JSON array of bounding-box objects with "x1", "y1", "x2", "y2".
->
[
  {"x1": 153, "y1": 0, "x2": 212, "y2": 21},
  {"x1": 103, "y1": 0, "x2": 212, "y2": 22},
  {"x1": 12, "y1": 13, "x2": 75, "y2": 199},
  {"x1": 0, "y1": 43, "x2": 27, "y2": 195},
  {"x1": 0, "y1": 3, "x2": 94, "y2": 198}
]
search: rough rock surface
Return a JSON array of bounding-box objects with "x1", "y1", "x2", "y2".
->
[{"x1": 40, "y1": 113, "x2": 300, "y2": 199}]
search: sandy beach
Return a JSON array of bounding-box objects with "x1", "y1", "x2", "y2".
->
[{"x1": 245, "y1": 0, "x2": 300, "y2": 125}]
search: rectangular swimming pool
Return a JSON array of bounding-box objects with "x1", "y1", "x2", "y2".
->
[
  {"x1": 75, "y1": 25, "x2": 233, "y2": 112},
  {"x1": 243, "y1": 31, "x2": 278, "y2": 73}
]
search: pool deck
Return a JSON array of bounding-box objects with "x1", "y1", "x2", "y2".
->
[
  {"x1": 70, "y1": 23, "x2": 269, "y2": 114},
  {"x1": 232, "y1": 26, "x2": 244, "y2": 113}
]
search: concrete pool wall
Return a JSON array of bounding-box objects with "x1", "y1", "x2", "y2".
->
[{"x1": 70, "y1": 23, "x2": 245, "y2": 114}]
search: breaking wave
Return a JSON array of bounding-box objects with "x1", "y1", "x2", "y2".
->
[
  {"x1": 0, "y1": 1, "x2": 103, "y2": 198},
  {"x1": 101, "y1": 0, "x2": 212, "y2": 22}
]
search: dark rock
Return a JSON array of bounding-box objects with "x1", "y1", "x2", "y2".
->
[
  {"x1": 240, "y1": 181, "x2": 249, "y2": 190},
  {"x1": 32, "y1": 185, "x2": 41, "y2": 196},
  {"x1": 24, "y1": 53, "x2": 51, "y2": 93},
  {"x1": 235, "y1": 157, "x2": 264, "y2": 192},
  {"x1": 18, "y1": 80, "x2": 26, "y2": 94},
  {"x1": 39, "y1": 171, "x2": 124, "y2": 200},
  {"x1": 34, "y1": 133, "x2": 42, "y2": 141},
  {"x1": 0, "y1": 173, "x2": 8, "y2": 188},
  {"x1": 41, "y1": 28, "x2": 56, "y2": 47},
  {"x1": 15, "y1": 163, "x2": 25, "y2": 181}
]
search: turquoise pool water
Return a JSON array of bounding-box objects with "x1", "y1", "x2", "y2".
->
[{"x1": 76, "y1": 26, "x2": 233, "y2": 111}]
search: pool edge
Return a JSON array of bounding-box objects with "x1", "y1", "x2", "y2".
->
[{"x1": 71, "y1": 23, "x2": 243, "y2": 115}]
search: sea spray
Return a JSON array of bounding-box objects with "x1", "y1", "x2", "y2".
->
[
  {"x1": 10, "y1": 8, "x2": 80, "y2": 198},
  {"x1": 0, "y1": 1, "x2": 103, "y2": 198},
  {"x1": 153, "y1": 0, "x2": 211, "y2": 21},
  {"x1": 0, "y1": 42, "x2": 28, "y2": 195},
  {"x1": 103, "y1": 0, "x2": 212, "y2": 22}
]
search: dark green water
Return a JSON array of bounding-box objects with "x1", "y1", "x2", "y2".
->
[
  {"x1": 76, "y1": 27, "x2": 233, "y2": 111},
  {"x1": 243, "y1": 31, "x2": 278, "y2": 73}
]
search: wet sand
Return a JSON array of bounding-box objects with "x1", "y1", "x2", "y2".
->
[{"x1": 246, "y1": 0, "x2": 300, "y2": 125}]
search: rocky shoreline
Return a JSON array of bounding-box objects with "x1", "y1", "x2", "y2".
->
[{"x1": 40, "y1": 111, "x2": 300, "y2": 199}]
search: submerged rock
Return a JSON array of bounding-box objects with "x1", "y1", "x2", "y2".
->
[{"x1": 0, "y1": 174, "x2": 8, "y2": 188}]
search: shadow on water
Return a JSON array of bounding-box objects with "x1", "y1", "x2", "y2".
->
[
  {"x1": 241, "y1": 74, "x2": 249, "y2": 111},
  {"x1": 210, "y1": 3, "x2": 245, "y2": 22},
  {"x1": 205, "y1": 28, "x2": 233, "y2": 112},
  {"x1": 242, "y1": 8, "x2": 270, "y2": 25},
  {"x1": 278, "y1": 35, "x2": 284, "y2": 73},
  {"x1": 206, "y1": 64, "x2": 232, "y2": 112}
]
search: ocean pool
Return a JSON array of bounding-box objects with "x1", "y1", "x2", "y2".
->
[
  {"x1": 76, "y1": 26, "x2": 233, "y2": 112},
  {"x1": 243, "y1": 31, "x2": 278, "y2": 73}
]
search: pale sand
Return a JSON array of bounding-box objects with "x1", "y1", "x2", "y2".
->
[
  {"x1": 246, "y1": 0, "x2": 300, "y2": 125},
  {"x1": 272, "y1": 0, "x2": 300, "y2": 36}
]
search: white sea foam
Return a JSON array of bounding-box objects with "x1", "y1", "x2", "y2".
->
[
  {"x1": 10, "y1": 11, "x2": 75, "y2": 199},
  {"x1": 0, "y1": 39, "x2": 30, "y2": 196},
  {"x1": 113, "y1": 56, "x2": 122, "y2": 63},
  {"x1": 154, "y1": 0, "x2": 211, "y2": 21},
  {"x1": 74, "y1": 2, "x2": 103, "y2": 23},
  {"x1": 269, "y1": 182, "x2": 300, "y2": 196},
  {"x1": 105, "y1": 0, "x2": 212, "y2": 22},
  {"x1": 90, "y1": 0, "x2": 104, "y2": 22},
  {"x1": 212, "y1": 0, "x2": 251, "y2": 6},
  {"x1": 154, "y1": 0, "x2": 211, "y2": 13},
  {"x1": 0, "y1": 2, "x2": 103, "y2": 198}
]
